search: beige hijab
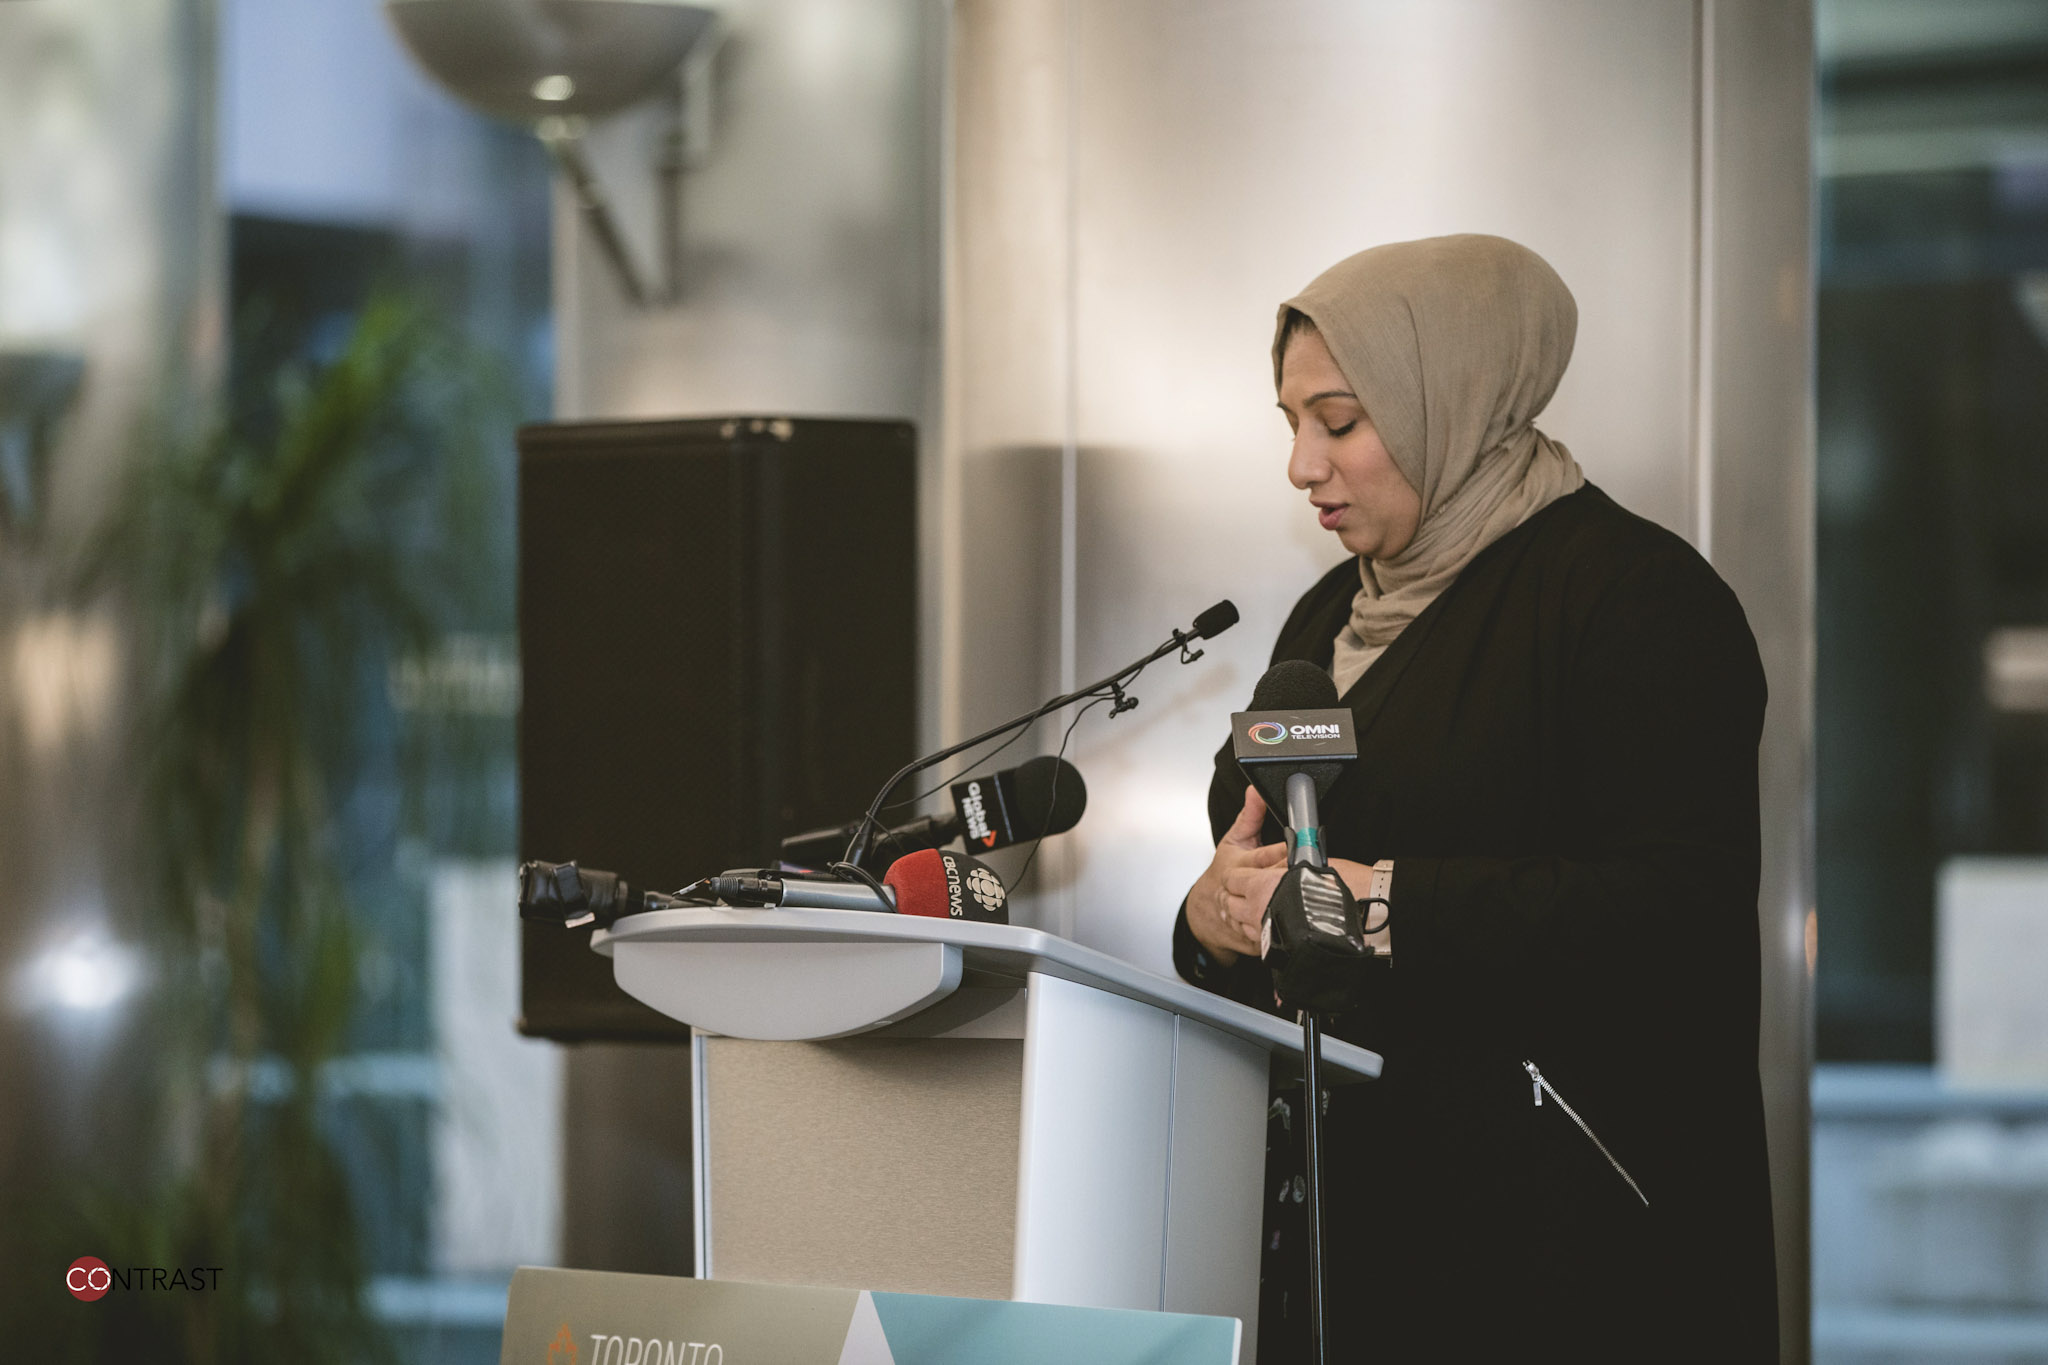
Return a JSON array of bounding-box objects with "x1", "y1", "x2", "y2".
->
[{"x1": 1275, "y1": 234, "x2": 1585, "y2": 694}]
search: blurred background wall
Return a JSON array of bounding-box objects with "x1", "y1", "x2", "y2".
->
[
  {"x1": 0, "y1": 0, "x2": 217, "y2": 1298},
  {"x1": 4, "y1": 0, "x2": 553, "y2": 1358}
]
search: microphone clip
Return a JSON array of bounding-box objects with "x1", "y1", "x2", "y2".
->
[
  {"x1": 1262, "y1": 862, "x2": 1376, "y2": 1014},
  {"x1": 1106, "y1": 679, "x2": 1141, "y2": 718},
  {"x1": 1172, "y1": 627, "x2": 1206, "y2": 667}
]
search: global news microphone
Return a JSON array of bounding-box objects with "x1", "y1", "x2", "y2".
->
[{"x1": 1172, "y1": 236, "x2": 1778, "y2": 1363}]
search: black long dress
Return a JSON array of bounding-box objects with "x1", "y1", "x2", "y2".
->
[{"x1": 1172, "y1": 484, "x2": 1779, "y2": 1363}]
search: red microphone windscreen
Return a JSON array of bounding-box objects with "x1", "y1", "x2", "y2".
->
[{"x1": 883, "y1": 848, "x2": 1009, "y2": 923}]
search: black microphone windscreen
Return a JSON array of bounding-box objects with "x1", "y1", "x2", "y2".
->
[
  {"x1": 1009, "y1": 755, "x2": 1087, "y2": 838},
  {"x1": 1249, "y1": 658, "x2": 1339, "y2": 711},
  {"x1": 1193, "y1": 600, "x2": 1240, "y2": 639}
]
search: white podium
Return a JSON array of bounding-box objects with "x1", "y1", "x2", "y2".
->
[{"x1": 592, "y1": 908, "x2": 1382, "y2": 1353}]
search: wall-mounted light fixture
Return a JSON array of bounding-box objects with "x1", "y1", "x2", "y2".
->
[{"x1": 384, "y1": 0, "x2": 721, "y2": 306}]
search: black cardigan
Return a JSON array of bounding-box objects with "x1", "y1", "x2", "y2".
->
[{"x1": 1173, "y1": 485, "x2": 1778, "y2": 1363}]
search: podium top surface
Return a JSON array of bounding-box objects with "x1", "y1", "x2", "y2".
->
[{"x1": 595, "y1": 907, "x2": 1382, "y2": 1083}]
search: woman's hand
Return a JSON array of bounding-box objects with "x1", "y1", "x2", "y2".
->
[{"x1": 1187, "y1": 786, "x2": 1287, "y2": 965}]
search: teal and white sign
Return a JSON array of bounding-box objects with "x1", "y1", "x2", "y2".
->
[{"x1": 500, "y1": 1267, "x2": 1241, "y2": 1365}]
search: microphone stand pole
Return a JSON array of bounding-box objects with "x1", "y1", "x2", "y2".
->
[
  {"x1": 1300, "y1": 1008, "x2": 1329, "y2": 1365},
  {"x1": 1282, "y1": 768, "x2": 1334, "y2": 1365}
]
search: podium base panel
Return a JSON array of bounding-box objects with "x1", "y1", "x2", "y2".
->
[{"x1": 701, "y1": 1035, "x2": 1023, "y2": 1299}]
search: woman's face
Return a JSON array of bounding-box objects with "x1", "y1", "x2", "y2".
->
[{"x1": 1278, "y1": 326, "x2": 1422, "y2": 560}]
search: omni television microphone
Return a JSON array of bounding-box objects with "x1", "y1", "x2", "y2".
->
[
  {"x1": 1233, "y1": 660, "x2": 1374, "y2": 1009},
  {"x1": 1232, "y1": 658, "x2": 1368, "y2": 1365},
  {"x1": 883, "y1": 847, "x2": 1009, "y2": 923}
]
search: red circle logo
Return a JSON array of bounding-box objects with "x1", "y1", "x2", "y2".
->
[{"x1": 67, "y1": 1257, "x2": 111, "y2": 1302}]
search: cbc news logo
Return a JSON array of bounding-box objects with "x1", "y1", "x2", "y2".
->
[{"x1": 966, "y1": 865, "x2": 1005, "y2": 912}]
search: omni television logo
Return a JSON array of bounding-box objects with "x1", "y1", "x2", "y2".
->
[
  {"x1": 66, "y1": 1256, "x2": 223, "y2": 1301},
  {"x1": 1247, "y1": 722, "x2": 1287, "y2": 745}
]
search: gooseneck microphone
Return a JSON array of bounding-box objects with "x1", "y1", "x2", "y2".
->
[
  {"x1": 525, "y1": 603, "x2": 1231, "y2": 936},
  {"x1": 1232, "y1": 659, "x2": 1370, "y2": 1365},
  {"x1": 841, "y1": 601, "x2": 1236, "y2": 869}
]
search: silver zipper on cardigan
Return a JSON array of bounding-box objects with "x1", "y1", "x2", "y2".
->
[{"x1": 1523, "y1": 1060, "x2": 1650, "y2": 1207}]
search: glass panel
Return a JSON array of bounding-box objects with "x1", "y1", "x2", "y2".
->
[{"x1": 1814, "y1": 0, "x2": 2048, "y2": 1357}]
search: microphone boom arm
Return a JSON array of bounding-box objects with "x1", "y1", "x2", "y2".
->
[{"x1": 843, "y1": 611, "x2": 1227, "y2": 868}]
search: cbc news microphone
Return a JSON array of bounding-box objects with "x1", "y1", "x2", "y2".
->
[
  {"x1": 884, "y1": 848, "x2": 1009, "y2": 923},
  {"x1": 701, "y1": 848, "x2": 1009, "y2": 923},
  {"x1": 779, "y1": 755, "x2": 1087, "y2": 869},
  {"x1": 1232, "y1": 660, "x2": 1372, "y2": 1013}
]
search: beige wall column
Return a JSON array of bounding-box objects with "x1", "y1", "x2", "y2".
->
[{"x1": 1699, "y1": 3, "x2": 1816, "y2": 1357}]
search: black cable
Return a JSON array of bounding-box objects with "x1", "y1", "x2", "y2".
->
[
  {"x1": 879, "y1": 717, "x2": 1037, "y2": 813},
  {"x1": 1010, "y1": 692, "x2": 1111, "y2": 890},
  {"x1": 826, "y1": 860, "x2": 890, "y2": 903},
  {"x1": 1359, "y1": 896, "x2": 1392, "y2": 935}
]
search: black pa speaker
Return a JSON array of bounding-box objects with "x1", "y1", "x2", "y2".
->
[{"x1": 517, "y1": 415, "x2": 917, "y2": 1038}]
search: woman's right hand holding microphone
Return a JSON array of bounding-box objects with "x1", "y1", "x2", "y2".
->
[{"x1": 1187, "y1": 785, "x2": 1288, "y2": 966}]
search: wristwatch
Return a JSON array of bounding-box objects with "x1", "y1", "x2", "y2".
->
[
  {"x1": 1365, "y1": 859, "x2": 1393, "y2": 946},
  {"x1": 1367, "y1": 859, "x2": 1394, "y2": 906}
]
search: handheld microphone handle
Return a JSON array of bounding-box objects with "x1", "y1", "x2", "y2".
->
[{"x1": 1284, "y1": 770, "x2": 1326, "y2": 868}]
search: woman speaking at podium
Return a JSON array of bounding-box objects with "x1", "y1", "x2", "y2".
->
[{"x1": 1171, "y1": 236, "x2": 1778, "y2": 1362}]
